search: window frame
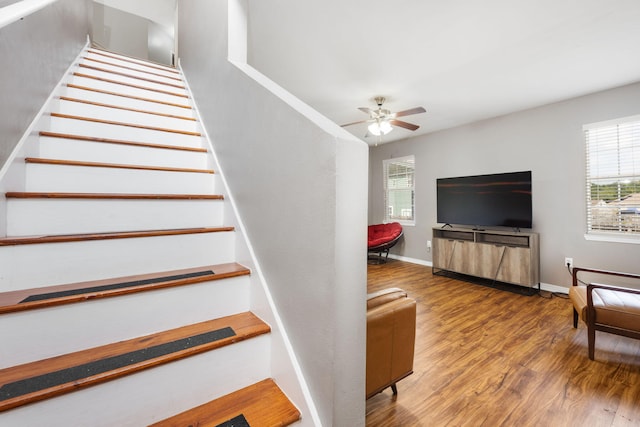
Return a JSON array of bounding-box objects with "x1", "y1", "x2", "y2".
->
[
  {"x1": 383, "y1": 155, "x2": 416, "y2": 226},
  {"x1": 584, "y1": 114, "x2": 640, "y2": 244}
]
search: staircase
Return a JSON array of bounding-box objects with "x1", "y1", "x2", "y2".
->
[{"x1": 0, "y1": 47, "x2": 301, "y2": 426}]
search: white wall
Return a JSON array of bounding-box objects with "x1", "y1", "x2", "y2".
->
[
  {"x1": 94, "y1": 0, "x2": 176, "y2": 29},
  {"x1": 91, "y1": 2, "x2": 175, "y2": 65},
  {"x1": 370, "y1": 81, "x2": 640, "y2": 289},
  {"x1": 0, "y1": 0, "x2": 89, "y2": 168},
  {"x1": 177, "y1": 1, "x2": 368, "y2": 425},
  {"x1": 92, "y1": 3, "x2": 148, "y2": 60}
]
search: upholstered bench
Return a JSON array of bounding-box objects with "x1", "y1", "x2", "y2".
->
[
  {"x1": 569, "y1": 267, "x2": 640, "y2": 360},
  {"x1": 366, "y1": 287, "x2": 416, "y2": 399}
]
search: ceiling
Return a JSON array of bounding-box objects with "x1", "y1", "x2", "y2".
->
[{"x1": 246, "y1": 0, "x2": 640, "y2": 144}]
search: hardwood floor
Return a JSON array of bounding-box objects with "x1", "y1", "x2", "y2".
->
[{"x1": 366, "y1": 260, "x2": 640, "y2": 427}]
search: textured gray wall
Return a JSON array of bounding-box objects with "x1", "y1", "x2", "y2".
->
[
  {"x1": 177, "y1": 1, "x2": 367, "y2": 425},
  {"x1": 0, "y1": 0, "x2": 89, "y2": 167},
  {"x1": 91, "y1": 3, "x2": 148, "y2": 61},
  {"x1": 369, "y1": 81, "x2": 640, "y2": 289},
  {"x1": 91, "y1": 4, "x2": 174, "y2": 66}
]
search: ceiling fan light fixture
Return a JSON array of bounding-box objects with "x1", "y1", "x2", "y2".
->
[
  {"x1": 368, "y1": 120, "x2": 393, "y2": 136},
  {"x1": 341, "y1": 97, "x2": 425, "y2": 140}
]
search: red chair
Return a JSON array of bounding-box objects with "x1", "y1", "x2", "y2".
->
[{"x1": 368, "y1": 222, "x2": 403, "y2": 263}]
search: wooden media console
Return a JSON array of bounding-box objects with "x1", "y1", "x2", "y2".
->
[{"x1": 432, "y1": 227, "x2": 540, "y2": 288}]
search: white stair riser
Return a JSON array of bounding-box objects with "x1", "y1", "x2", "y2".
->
[
  {"x1": 25, "y1": 164, "x2": 217, "y2": 194},
  {"x1": 62, "y1": 85, "x2": 195, "y2": 118},
  {"x1": 0, "y1": 336, "x2": 270, "y2": 427},
  {"x1": 7, "y1": 199, "x2": 223, "y2": 236},
  {"x1": 85, "y1": 51, "x2": 179, "y2": 79},
  {"x1": 0, "y1": 231, "x2": 236, "y2": 291},
  {"x1": 56, "y1": 99, "x2": 199, "y2": 133},
  {"x1": 48, "y1": 115, "x2": 203, "y2": 149},
  {"x1": 39, "y1": 136, "x2": 209, "y2": 170},
  {"x1": 0, "y1": 276, "x2": 250, "y2": 368},
  {"x1": 81, "y1": 60, "x2": 184, "y2": 87},
  {"x1": 70, "y1": 74, "x2": 189, "y2": 106},
  {"x1": 75, "y1": 67, "x2": 188, "y2": 97}
]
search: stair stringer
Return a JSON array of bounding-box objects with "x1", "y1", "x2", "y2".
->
[{"x1": 182, "y1": 73, "x2": 321, "y2": 426}]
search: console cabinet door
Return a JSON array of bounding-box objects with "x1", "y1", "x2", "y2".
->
[
  {"x1": 474, "y1": 243, "x2": 503, "y2": 280},
  {"x1": 432, "y1": 237, "x2": 450, "y2": 270},
  {"x1": 450, "y1": 240, "x2": 475, "y2": 275},
  {"x1": 433, "y1": 238, "x2": 474, "y2": 275},
  {"x1": 495, "y1": 246, "x2": 532, "y2": 286}
]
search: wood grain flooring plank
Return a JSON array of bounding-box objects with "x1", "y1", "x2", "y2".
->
[{"x1": 366, "y1": 260, "x2": 640, "y2": 427}]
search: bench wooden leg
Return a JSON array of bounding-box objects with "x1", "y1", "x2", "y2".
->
[
  {"x1": 573, "y1": 308, "x2": 578, "y2": 328},
  {"x1": 391, "y1": 383, "x2": 398, "y2": 395},
  {"x1": 588, "y1": 326, "x2": 596, "y2": 360}
]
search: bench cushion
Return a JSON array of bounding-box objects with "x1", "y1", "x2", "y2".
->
[{"x1": 569, "y1": 284, "x2": 640, "y2": 331}]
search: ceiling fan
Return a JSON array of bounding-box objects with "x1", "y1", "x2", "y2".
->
[{"x1": 341, "y1": 96, "x2": 426, "y2": 138}]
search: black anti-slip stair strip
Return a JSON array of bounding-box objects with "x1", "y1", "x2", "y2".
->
[
  {"x1": 20, "y1": 270, "x2": 215, "y2": 303},
  {"x1": 0, "y1": 327, "x2": 235, "y2": 402},
  {"x1": 217, "y1": 414, "x2": 250, "y2": 427}
]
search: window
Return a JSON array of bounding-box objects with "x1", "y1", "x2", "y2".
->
[
  {"x1": 383, "y1": 155, "x2": 415, "y2": 225},
  {"x1": 585, "y1": 115, "x2": 640, "y2": 241}
]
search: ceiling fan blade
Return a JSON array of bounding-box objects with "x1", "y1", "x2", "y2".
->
[
  {"x1": 393, "y1": 106, "x2": 426, "y2": 118},
  {"x1": 341, "y1": 119, "x2": 370, "y2": 127},
  {"x1": 390, "y1": 119, "x2": 420, "y2": 131},
  {"x1": 358, "y1": 107, "x2": 374, "y2": 115}
]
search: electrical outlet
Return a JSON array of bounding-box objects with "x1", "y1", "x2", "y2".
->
[
  {"x1": 565, "y1": 257, "x2": 573, "y2": 269},
  {"x1": 427, "y1": 240, "x2": 432, "y2": 252}
]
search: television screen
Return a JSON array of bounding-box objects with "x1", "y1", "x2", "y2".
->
[{"x1": 437, "y1": 171, "x2": 532, "y2": 229}]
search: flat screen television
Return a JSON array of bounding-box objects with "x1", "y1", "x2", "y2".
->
[{"x1": 437, "y1": 171, "x2": 532, "y2": 229}]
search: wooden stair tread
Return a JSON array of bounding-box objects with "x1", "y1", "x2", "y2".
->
[
  {"x1": 88, "y1": 48, "x2": 180, "y2": 74},
  {"x1": 0, "y1": 226, "x2": 234, "y2": 246},
  {"x1": 39, "y1": 131, "x2": 206, "y2": 153},
  {"x1": 50, "y1": 112, "x2": 201, "y2": 137},
  {"x1": 5, "y1": 192, "x2": 222, "y2": 200},
  {"x1": 25, "y1": 157, "x2": 214, "y2": 174},
  {"x1": 83, "y1": 56, "x2": 183, "y2": 82},
  {"x1": 150, "y1": 378, "x2": 301, "y2": 427},
  {"x1": 0, "y1": 263, "x2": 249, "y2": 314},
  {"x1": 0, "y1": 312, "x2": 270, "y2": 412},
  {"x1": 59, "y1": 96, "x2": 196, "y2": 121},
  {"x1": 73, "y1": 72, "x2": 188, "y2": 99},
  {"x1": 78, "y1": 63, "x2": 186, "y2": 90},
  {"x1": 66, "y1": 84, "x2": 191, "y2": 109}
]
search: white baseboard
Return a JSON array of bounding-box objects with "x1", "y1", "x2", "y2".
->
[
  {"x1": 387, "y1": 255, "x2": 569, "y2": 294},
  {"x1": 539, "y1": 282, "x2": 569, "y2": 294},
  {"x1": 387, "y1": 254, "x2": 432, "y2": 267}
]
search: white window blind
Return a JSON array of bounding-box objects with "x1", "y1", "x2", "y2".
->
[
  {"x1": 585, "y1": 115, "x2": 640, "y2": 238},
  {"x1": 383, "y1": 155, "x2": 415, "y2": 225}
]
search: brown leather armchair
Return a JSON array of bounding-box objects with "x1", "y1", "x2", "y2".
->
[{"x1": 366, "y1": 288, "x2": 416, "y2": 399}]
